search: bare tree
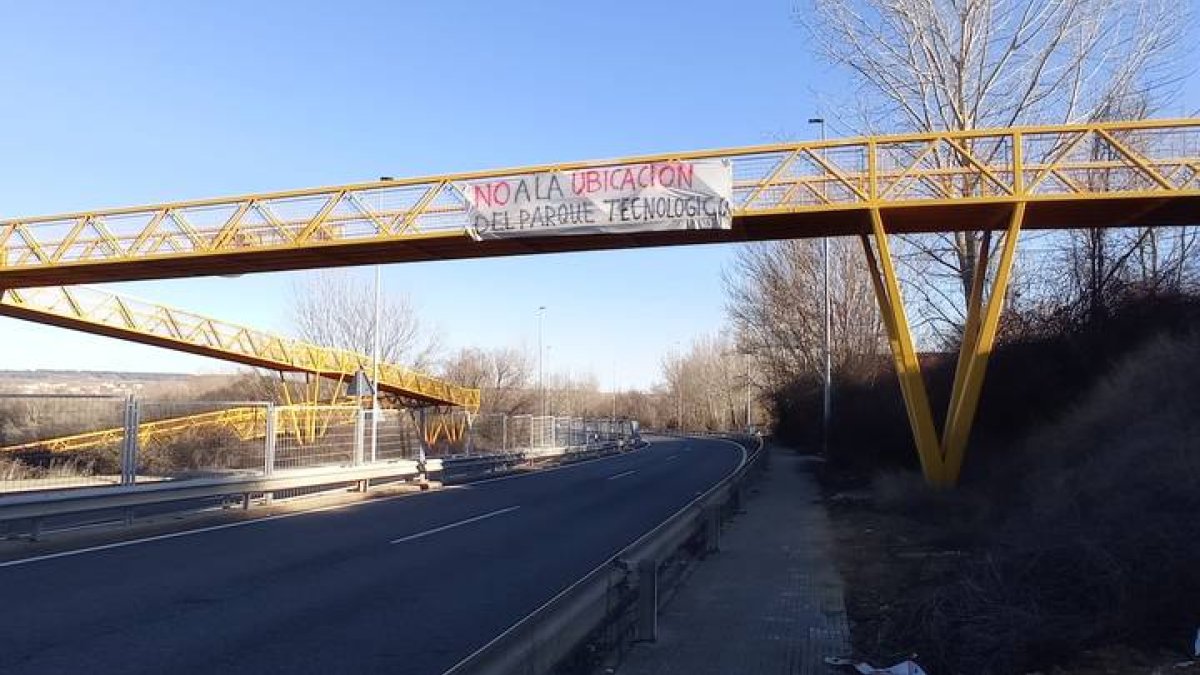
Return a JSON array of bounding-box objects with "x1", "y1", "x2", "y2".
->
[
  {"x1": 441, "y1": 346, "x2": 535, "y2": 415},
  {"x1": 726, "y1": 239, "x2": 885, "y2": 393},
  {"x1": 661, "y1": 333, "x2": 759, "y2": 431},
  {"x1": 801, "y1": 0, "x2": 1188, "y2": 330},
  {"x1": 290, "y1": 271, "x2": 441, "y2": 370},
  {"x1": 614, "y1": 388, "x2": 674, "y2": 429},
  {"x1": 543, "y1": 371, "x2": 606, "y2": 417}
]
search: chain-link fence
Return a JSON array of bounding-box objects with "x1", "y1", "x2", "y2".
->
[
  {"x1": 136, "y1": 400, "x2": 270, "y2": 479},
  {"x1": 0, "y1": 394, "x2": 128, "y2": 493},
  {"x1": 372, "y1": 408, "x2": 422, "y2": 462},
  {"x1": 2, "y1": 393, "x2": 641, "y2": 496},
  {"x1": 271, "y1": 405, "x2": 361, "y2": 471}
]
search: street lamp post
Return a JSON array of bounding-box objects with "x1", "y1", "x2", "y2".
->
[
  {"x1": 371, "y1": 179, "x2": 399, "y2": 463},
  {"x1": 537, "y1": 306, "x2": 546, "y2": 418},
  {"x1": 610, "y1": 358, "x2": 617, "y2": 422},
  {"x1": 809, "y1": 117, "x2": 832, "y2": 455}
]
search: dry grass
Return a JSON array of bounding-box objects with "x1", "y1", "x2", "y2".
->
[
  {"x1": 1, "y1": 456, "x2": 98, "y2": 482},
  {"x1": 847, "y1": 331, "x2": 1200, "y2": 674}
]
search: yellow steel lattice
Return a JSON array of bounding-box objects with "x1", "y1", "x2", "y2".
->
[
  {"x1": 0, "y1": 286, "x2": 480, "y2": 410},
  {"x1": 0, "y1": 406, "x2": 265, "y2": 454},
  {"x1": 0, "y1": 405, "x2": 363, "y2": 456},
  {"x1": 0, "y1": 119, "x2": 1197, "y2": 285}
]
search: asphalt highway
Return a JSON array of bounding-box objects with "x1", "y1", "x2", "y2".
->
[{"x1": 0, "y1": 436, "x2": 743, "y2": 675}]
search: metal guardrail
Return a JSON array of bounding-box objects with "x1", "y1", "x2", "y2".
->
[
  {"x1": 438, "y1": 440, "x2": 635, "y2": 483},
  {"x1": 0, "y1": 460, "x2": 422, "y2": 540},
  {"x1": 0, "y1": 438, "x2": 641, "y2": 540},
  {"x1": 442, "y1": 433, "x2": 765, "y2": 675}
]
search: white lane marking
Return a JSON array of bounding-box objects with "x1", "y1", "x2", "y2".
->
[
  {"x1": 664, "y1": 455, "x2": 679, "y2": 462},
  {"x1": 463, "y1": 446, "x2": 644, "y2": 487},
  {"x1": 0, "y1": 442, "x2": 667, "y2": 569},
  {"x1": 607, "y1": 470, "x2": 637, "y2": 481},
  {"x1": 438, "y1": 435, "x2": 751, "y2": 675},
  {"x1": 389, "y1": 506, "x2": 520, "y2": 544},
  {"x1": 0, "y1": 497, "x2": 378, "y2": 570}
]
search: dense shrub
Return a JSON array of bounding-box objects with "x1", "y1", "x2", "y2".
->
[
  {"x1": 792, "y1": 293, "x2": 1200, "y2": 672},
  {"x1": 895, "y1": 330, "x2": 1200, "y2": 674},
  {"x1": 774, "y1": 293, "x2": 1200, "y2": 479}
]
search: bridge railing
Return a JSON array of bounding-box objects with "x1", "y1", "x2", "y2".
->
[{"x1": 2, "y1": 118, "x2": 1197, "y2": 281}]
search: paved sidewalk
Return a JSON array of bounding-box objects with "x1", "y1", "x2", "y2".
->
[{"x1": 616, "y1": 449, "x2": 850, "y2": 675}]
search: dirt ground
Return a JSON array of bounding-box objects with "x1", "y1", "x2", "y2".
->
[{"x1": 818, "y1": 464, "x2": 1199, "y2": 675}]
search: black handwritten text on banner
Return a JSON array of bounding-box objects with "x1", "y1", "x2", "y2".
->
[{"x1": 456, "y1": 159, "x2": 732, "y2": 240}]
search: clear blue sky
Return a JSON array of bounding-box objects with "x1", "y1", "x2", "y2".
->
[
  {"x1": 0, "y1": 0, "x2": 832, "y2": 389},
  {"x1": 1, "y1": 2, "x2": 1195, "y2": 389}
]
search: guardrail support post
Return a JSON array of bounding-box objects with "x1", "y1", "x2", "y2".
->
[
  {"x1": 264, "y1": 404, "x2": 277, "y2": 477},
  {"x1": 120, "y1": 395, "x2": 140, "y2": 487},
  {"x1": 704, "y1": 504, "x2": 722, "y2": 553},
  {"x1": 28, "y1": 517, "x2": 42, "y2": 542},
  {"x1": 636, "y1": 558, "x2": 659, "y2": 642}
]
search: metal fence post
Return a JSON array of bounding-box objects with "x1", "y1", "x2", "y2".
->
[
  {"x1": 370, "y1": 403, "x2": 380, "y2": 463},
  {"x1": 502, "y1": 414, "x2": 508, "y2": 451},
  {"x1": 416, "y1": 408, "x2": 429, "y2": 485},
  {"x1": 264, "y1": 403, "x2": 277, "y2": 477},
  {"x1": 120, "y1": 395, "x2": 140, "y2": 487},
  {"x1": 353, "y1": 407, "x2": 365, "y2": 466}
]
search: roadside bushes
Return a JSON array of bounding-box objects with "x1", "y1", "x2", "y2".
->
[
  {"x1": 899, "y1": 329, "x2": 1200, "y2": 674},
  {"x1": 769, "y1": 361, "x2": 918, "y2": 471},
  {"x1": 795, "y1": 293, "x2": 1200, "y2": 672},
  {"x1": 773, "y1": 292, "x2": 1200, "y2": 480},
  {"x1": 140, "y1": 426, "x2": 264, "y2": 476}
]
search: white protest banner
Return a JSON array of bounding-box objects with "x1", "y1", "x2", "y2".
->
[{"x1": 455, "y1": 159, "x2": 732, "y2": 241}]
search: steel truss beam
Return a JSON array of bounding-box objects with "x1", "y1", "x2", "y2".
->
[
  {"x1": 0, "y1": 119, "x2": 1197, "y2": 287},
  {"x1": 862, "y1": 204, "x2": 1025, "y2": 487},
  {"x1": 0, "y1": 285, "x2": 479, "y2": 410}
]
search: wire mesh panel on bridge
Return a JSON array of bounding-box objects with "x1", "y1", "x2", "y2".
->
[
  {"x1": 0, "y1": 394, "x2": 127, "y2": 494},
  {"x1": 271, "y1": 405, "x2": 361, "y2": 471},
  {"x1": 136, "y1": 401, "x2": 270, "y2": 481},
  {"x1": 4, "y1": 120, "x2": 1197, "y2": 292}
]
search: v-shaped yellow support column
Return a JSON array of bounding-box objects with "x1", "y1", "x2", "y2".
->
[{"x1": 861, "y1": 203, "x2": 1026, "y2": 487}]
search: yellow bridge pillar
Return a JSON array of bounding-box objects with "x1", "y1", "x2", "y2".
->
[{"x1": 861, "y1": 202, "x2": 1026, "y2": 487}]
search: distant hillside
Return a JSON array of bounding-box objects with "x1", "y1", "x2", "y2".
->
[
  {"x1": 0, "y1": 369, "x2": 191, "y2": 380},
  {"x1": 0, "y1": 370, "x2": 241, "y2": 396}
]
